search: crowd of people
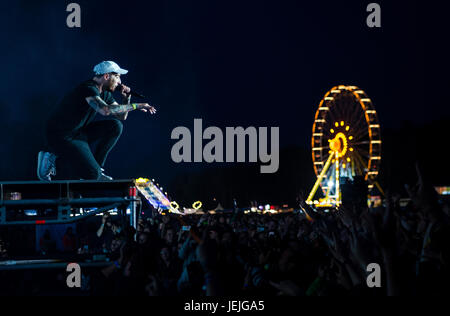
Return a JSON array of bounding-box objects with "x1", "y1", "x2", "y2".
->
[{"x1": 0, "y1": 165, "x2": 449, "y2": 296}]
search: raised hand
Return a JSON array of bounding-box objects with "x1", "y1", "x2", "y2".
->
[
  {"x1": 339, "y1": 204, "x2": 357, "y2": 229},
  {"x1": 365, "y1": 192, "x2": 397, "y2": 250},
  {"x1": 269, "y1": 280, "x2": 301, "y2": 296},
  {"x1": 348, "y1": 225, "x2": 374, "y2": 269},
  {"x1": 118, "y1": 83, "x2": 131, "y2": 97},
  {"x1": 328, "y1": 232, "x2": 346, "y2": 263},
  {"x1": 136, "y1": 103, "x2": 157, "y2": 114}
]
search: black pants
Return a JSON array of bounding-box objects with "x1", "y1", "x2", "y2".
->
[{"x1": 46, "y1": 119, "x2": 123, "y2": 180}]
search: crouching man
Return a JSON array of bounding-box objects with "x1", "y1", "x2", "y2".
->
[{"x1": 38, "y1": 61, "x2": 156, "y2": 181}]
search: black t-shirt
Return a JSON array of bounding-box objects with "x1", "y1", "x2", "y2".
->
[{"x1": 46, "y1": 80, "x2": 116, "y2": 135}]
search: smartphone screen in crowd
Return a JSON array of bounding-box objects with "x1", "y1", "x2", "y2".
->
[{"x1": 182, "y1": 226, "x2": 191, "y2": 231}]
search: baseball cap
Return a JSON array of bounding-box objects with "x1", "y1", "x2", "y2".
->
[{"x1": 93, "y1": 61, "x2": 128, "y2": 75}]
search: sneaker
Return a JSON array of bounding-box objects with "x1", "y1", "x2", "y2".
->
[
  {"x1": 99, "y1": 169, "x2": 113, "y2": 181},
  {"x1": 37, "y1": 151, "x2": 57, "y2": 181},
  {"x1": 79, "y1": 170, "x2": 113, "y2": 181}
]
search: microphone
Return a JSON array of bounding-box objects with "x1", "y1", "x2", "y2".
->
[{"x1": 118, "y1": 84, "x2": 146, "y2": 99}]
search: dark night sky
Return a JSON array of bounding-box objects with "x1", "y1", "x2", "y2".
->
[{"x1": 0, "y1": 0, "x2": 448, "y2": 199}]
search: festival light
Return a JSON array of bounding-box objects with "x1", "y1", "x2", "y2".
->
[
  {"x1": 170, "y1": 201, "x2": 180, "y2": 212},
  {"x1": 136, "y1": 177, "x2": 149, "y2": 184},
  {"x1": 193, "y1": 201, "x2": 202, "y2": 210}
]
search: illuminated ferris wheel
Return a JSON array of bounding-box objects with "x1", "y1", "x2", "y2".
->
[{"x1": 306, "y1": 85, "x2": 382, "y2": 208}]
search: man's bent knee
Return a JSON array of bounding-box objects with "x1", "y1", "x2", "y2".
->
[{"x1": 109, "y1": 119, "x2": 123, "y2": 137}]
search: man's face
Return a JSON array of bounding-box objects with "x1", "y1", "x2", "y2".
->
[
  {"x1": 105, "y1": 73, "x2": 121, "y2": 91},
  {"x1": 138, "y1": 233, "x2": 148, "y2": 245},
  {"x1": 160, "y1": 247, "x2": 170, "y2": 261},
  {"x1": 111, "y1": 239, "x2": 121, "y2": 252},
  {"x1": 165, "y1": 229, "x2": 174, "y2": 243},
  {"x1": 267, "y1": 221, "x2": 276, "y2": 232}
]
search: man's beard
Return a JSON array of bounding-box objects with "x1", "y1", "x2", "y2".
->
[{"x1": 106, "y1": 81, "x2": 116, "y2": 92}]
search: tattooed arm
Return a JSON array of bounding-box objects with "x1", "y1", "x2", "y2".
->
[
  {"x1": 85, "y1": 96, "x2": 156, "y2": 119},
  {"x1": 112, "y1": 95, "x2": 132, "y2": 121}
]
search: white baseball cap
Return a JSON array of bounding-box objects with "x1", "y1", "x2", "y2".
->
[{"x1": 93, "y1": 61, "x2": 128, "y2": 75}]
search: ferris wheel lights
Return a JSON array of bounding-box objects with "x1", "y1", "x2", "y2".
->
[{"x1": 310, "y1": 85, "x2": 381, "y2": 209}]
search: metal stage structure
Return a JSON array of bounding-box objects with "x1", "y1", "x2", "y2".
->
[
  {"x1": 0, "y1": 178, "x2": 179, "y2": 271},
  {"x1": 0, "y1": 179, "x2": 141, "y2": 227},
  {"x1": 0, "y1": 178, "x2": 180, "y2": 227}
]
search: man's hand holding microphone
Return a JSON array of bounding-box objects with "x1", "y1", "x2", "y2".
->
[{"x1": 118, "y1": 83, "x2": 157, "y2": 114}]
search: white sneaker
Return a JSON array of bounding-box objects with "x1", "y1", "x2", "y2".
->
[
  {"x1": 37, "y1": 151, "x2": 57, "y2": 181},
  {"x1": 99, "y1": 168, "x2": 113, "y2": 181}
]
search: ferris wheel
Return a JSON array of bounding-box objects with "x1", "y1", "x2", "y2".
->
[{"x1": 306, "y1": 85, "x2": 382, "y2": 208}]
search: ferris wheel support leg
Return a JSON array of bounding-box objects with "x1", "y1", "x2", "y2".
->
[
  {"x1": 375, "y1": 181, "x2": 385, "y2": 197},
  {"x1": 307, "y1": 152, "x2": 335, "y2": 204},
  {"x1": 353, "y1": 152, "x2": 365, "y2": 178},
  {"x1": 335, "y1": 155, "x2": 341, "y2": 206},
  {"x1": 353, "y1": 151, "x2": 384, "y2": 196}
]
